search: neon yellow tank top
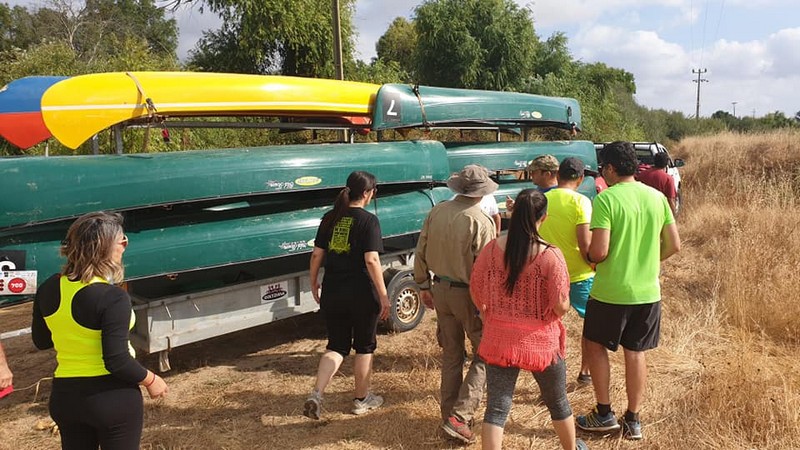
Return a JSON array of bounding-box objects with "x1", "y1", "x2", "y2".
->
[{"x1": 44, "y1": 276, "x2": 136, "y2": 378}]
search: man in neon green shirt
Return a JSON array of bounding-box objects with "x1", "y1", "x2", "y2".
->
[
  {"x1": 539, "y1": 157, "x2": 594, "y2": 384},
  {"x1": 576, "y1": 142, "x2": 681, "y2": 441}
]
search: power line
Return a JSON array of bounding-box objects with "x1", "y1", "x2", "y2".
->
[
  {"x1": 692, "y1": 68, "x2": 709, "y2": 120},
  {"x1": 712, "y1": 0, "x2": 727, "y2": 44},
  {"x1": 699, "y1": 0, "x2": 711, "y2": 66}
]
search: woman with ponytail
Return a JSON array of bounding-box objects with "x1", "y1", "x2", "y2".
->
[
  {"x1": 470, "y1": 189, "x2": 587, "y2": 450},
  {"x1": 303, "y1": 171, "x2": 390, "y2": 420}
]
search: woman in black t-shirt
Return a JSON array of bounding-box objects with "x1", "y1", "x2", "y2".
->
[{"x1": 303, "y1": 171, "x2": 390, "y2": 420}]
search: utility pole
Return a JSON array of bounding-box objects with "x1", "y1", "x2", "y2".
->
[
  {"x1": 731, "y1": 101, "x2": 737, "y2": 118},
  {"x1": 331, "y1": 0, "x2": 344, "y2": 81},
  {"x1": 331, "y1": 0, "x2": 348, "y2": 142},
  {"x1": 692, "y1": 68, "x2": 708, "y2": 120}
]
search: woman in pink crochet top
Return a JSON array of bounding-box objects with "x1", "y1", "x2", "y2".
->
[{"x1": 471, "y1": 189, "x2": 587, "y2": 450}]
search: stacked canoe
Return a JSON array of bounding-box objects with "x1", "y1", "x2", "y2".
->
[{"x1": 0, "y1": 72, "x2": 595, "y2": 306}]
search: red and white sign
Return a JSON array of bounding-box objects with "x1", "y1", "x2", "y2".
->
[{"x1": 0, "y1": 271, "x2": 37, "y2": 295}]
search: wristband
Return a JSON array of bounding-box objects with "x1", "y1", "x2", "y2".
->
[{"x1": 143, "y1": 372, "x2": 156, "y2": 387}]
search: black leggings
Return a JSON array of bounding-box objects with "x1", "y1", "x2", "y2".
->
[{"x1": 50, "y1": 376, "x2": 143, "y2": 450}]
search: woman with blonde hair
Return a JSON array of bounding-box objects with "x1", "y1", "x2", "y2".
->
[
  {"x1": 32, "y1": 211, "x2": 167, "y2": 450},
  {"x1": 470, "y1": 189, "x2": 587, "y2": 450}
]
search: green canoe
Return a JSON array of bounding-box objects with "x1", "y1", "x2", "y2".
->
[
  {"x1": 0, "y1": 140, "x2": 450, "y2": 230},
  {"x1": 0, "y1": 187, "x2": 455, "y2": 305},
  {"x1": 444, "y1": 140, "x2": 598, "y2": 173},
  {"x1": 372, "y1": 84, "x2": 581, "y2": 132}
]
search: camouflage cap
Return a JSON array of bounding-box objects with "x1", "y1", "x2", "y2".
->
[{"x1": 527, "y1": 154, "x2": 559, "y2": 172}]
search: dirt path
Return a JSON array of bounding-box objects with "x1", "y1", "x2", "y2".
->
[{"x1": 0, "y1": 290, "x2": 672, "y2": 449}]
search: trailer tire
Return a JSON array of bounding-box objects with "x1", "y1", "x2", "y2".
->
[{"x1": 383, "y1": 269, "x2": 424, "y2": 332}]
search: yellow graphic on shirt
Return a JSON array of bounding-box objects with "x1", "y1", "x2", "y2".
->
[{"x1": 329, "y1": 216, "x2": 353, "y2": 254}]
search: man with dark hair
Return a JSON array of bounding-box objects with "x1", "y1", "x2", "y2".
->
[
  {"x1": 415, "y1": 165, "x2": 498, "y2": 444},
  {"x1": 539, "y1": 157, "x2": 594, "y2": 384},
  {"x1": 637, "y1": 152, "x2": 677, "y2": 215},
  {"x1": 576, "y1": 141, "x2": 681, "y2": 440}
]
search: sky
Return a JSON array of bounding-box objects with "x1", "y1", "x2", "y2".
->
[
  {"x1": 9, "y1": 0, "x2": 800, "y2": 118},
  {"x1": 348, "y1": 0, "x2": 800, "y2": 118}
]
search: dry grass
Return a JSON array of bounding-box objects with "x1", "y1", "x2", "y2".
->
[
  {"x1": 667, "y1": 130, "x2": 800, "y2": 448},
  {"x1": 1, "y1": 130, "x2": 799, "y2": 449}
]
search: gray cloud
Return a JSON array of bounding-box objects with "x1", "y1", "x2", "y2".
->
[{"x1": 164, "y1": 4, "x2": 222, "y2": 61}]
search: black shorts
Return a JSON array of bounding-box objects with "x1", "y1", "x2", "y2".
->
[
  {"x1": 320, "y1": 279, "x2": 380, "y2": 356},
  {"x1": 322, "y1": 305, "x2": 379, "y2": 356},
  {"x1": 582, "y1": 298, "x2": 661, "y2": 352}
]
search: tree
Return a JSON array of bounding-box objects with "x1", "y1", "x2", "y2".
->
[
  {"x1": 413, "y1": 0, "x2": 538, "y2": 90},
  {"x1": 0, "y1": 0, "x2": 177, "y2": 60},
  {"x1": 534, "y1": 32, "x2": 571, "y2": 78},
  {"x1": 78, "y1": 0, "x2": 179, "y2": 58},
  {"x1": 346, "y1": 58, "x2": 410, "y2": 84},
  {"x1": 761, "y1": 111, "x2": 795, "y2": 129},
  {"x1": 0, "y1": 4, "x2": 40, "y2": 52},
  {"x1": 375, "y1": 17, "x2": 416, "y2": 73},
  {"x1": 187, "y1": 0, "x2": 357, "y2": 77}
]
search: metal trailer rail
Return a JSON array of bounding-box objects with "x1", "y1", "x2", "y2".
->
[{"x1": 129, "y1": 249, "x2": 422, "y2": 371}]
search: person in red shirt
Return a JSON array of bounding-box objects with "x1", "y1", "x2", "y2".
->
[{"x1": 636, "y1": 153, "x2": 677, "y2": 215}]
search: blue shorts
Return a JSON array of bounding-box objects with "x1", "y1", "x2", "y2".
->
[{"x1": 569, "y1": 277, "x2": 594, "y2": 318}]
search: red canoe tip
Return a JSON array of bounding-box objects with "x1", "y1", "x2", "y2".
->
[{"x1": 0, "y1": 111, "x2": 52, "y2": 149}]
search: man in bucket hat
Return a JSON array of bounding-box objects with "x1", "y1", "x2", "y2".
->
[{"x1": 414, "y1": 165, "x2": 498, "y2": 444}]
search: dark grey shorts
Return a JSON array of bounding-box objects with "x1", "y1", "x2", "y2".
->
[{"x1": 582, "y1": 298, "x2": 661, "y2": 352}]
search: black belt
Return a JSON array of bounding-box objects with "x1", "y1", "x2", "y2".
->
[{"x1": 433, "y1": 275, "x2": 469, "y2": 288}]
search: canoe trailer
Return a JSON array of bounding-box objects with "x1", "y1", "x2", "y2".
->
[{"x1": 131, "y1": 249, "x2": 421, "y2": 371}]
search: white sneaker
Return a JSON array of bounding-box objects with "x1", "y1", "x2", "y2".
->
[
  {"x1": 303, "y1": 390, "x2": 323, "y2": 420},
  {"x1": 352, "y1": 392, "x2": 384, "y2": 415}
]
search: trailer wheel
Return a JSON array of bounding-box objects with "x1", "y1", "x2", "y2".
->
[{"x1": 383, "y1": 269, "x2": 424, "y2": 332}]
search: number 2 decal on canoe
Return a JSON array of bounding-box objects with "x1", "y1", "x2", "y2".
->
[{"x1": 382, "y1": 94, "x2": 402, "y2": 123}]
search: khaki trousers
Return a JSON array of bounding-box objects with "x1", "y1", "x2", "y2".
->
[{"x1": 432, "y1": 281, "x2": 486, "y2": 423}]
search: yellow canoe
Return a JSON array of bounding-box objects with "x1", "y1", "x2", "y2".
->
[{"x1": 41, "y1": 72, "x2": 380, "y2": 149}]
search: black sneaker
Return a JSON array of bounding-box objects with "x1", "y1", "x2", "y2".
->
[
  {"x1": 576, "y1": 408, "x2": 621, "y2": 432},
  {"x1": 622, "y1": 418, "x2": 643, "y2": 440}
]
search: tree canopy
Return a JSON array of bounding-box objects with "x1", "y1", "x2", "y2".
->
[
  {"x1": 187, "y1": 0, "x2": 356, "y2": 77},
  {"x1": 375, "y1": 17, "x2": 416, "y2": 74},
  {"x1": 0, "y1": 0, "x2": 177, "y2": 60},
  {"x1": 412, "y1": 0, "x2": 537, "y2": 90}
]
